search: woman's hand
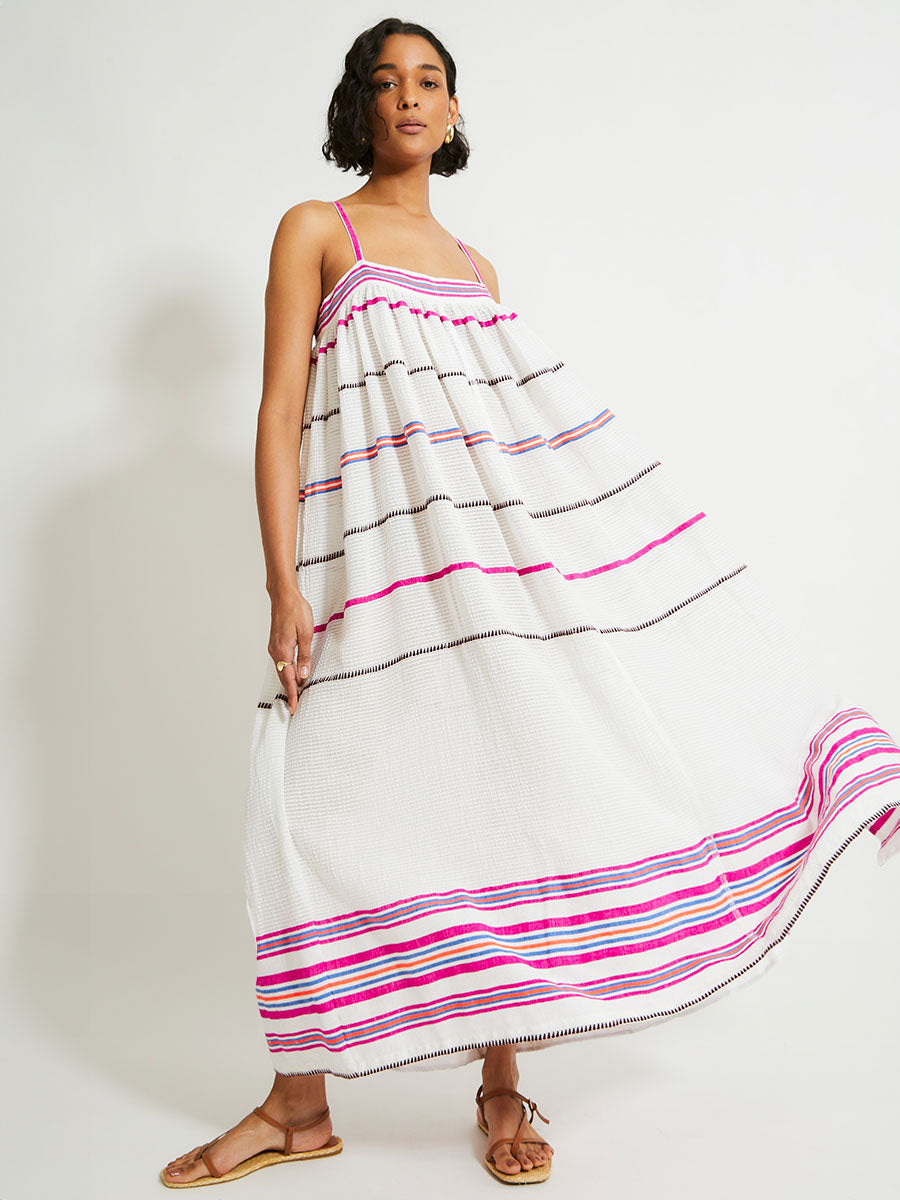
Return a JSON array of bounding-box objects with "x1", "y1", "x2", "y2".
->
[{"x1": 268, "y1": 587, "x2": 315, "y2": 715}]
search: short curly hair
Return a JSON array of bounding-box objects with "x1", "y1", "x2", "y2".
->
[{"x1": 322, "y1": 17, "x2": 470, "y2": 178}]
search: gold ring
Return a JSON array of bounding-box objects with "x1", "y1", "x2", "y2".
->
[{"x1": 276, "y1": 660, "x2": 289, "y2": 671}]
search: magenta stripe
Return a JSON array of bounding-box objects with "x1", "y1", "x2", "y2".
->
[
  {"x1": 308, "y1": 513, "x2": 706, "y2": 635},
  {"x1": 869, "y1": 809, "x2": 894, "y2": 834},
  {"x1": 315, "y1": 293, "x2": 515, "y2": 353},
  {"x1": 256, "y1": 835, "x2": 790, "y2": 963},
  {"x1": 256, "y1": 841, "x2": 726, "y2": 956},
  {"x1": 315, "y1": 260, "x2": 495, "y2": 336}
]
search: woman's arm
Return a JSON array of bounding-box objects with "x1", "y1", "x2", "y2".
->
[
  {"x1": 255, "y1": 200, "x2": 329, "y2": 713},
  {"x1": 256, "y1": 201, "x2": 325, "y2": 594}
]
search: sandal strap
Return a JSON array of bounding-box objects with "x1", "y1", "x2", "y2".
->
[
  {"x1": 486, "y1": 1135, "x2": 551, "y2": 1162},
  {"x1": 199, "y1": 1139, "x2": 223, "y2": 1178},
  {"x1": 476, "y1": 1085, "x2": 550, "y2": 1124},
  {"x1": 475, "y1": 1084, "x2": 550, "y2": 1161},
  {"x1": 252, "y1": 1103, "x2": 331, "y2": 1156}
]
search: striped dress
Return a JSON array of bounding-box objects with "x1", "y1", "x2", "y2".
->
[{"x1": 243, "y1": 198, "x2": 900, "y2": 1079}]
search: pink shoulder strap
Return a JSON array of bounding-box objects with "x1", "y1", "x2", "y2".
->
[
  {"x1": 456, "y1": 238, "x2": 485, "y2": 286},
  {"x1": 333, "y1": 200, "x2": 363, "y2": 262}
]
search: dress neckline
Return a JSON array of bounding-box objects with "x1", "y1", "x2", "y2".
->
[
  {"x1": 328, "y1": 198, "x2": 488, "y2": 295},
  {"x1": 317, "y1": 256, "x2": 493, "y2": 319}
]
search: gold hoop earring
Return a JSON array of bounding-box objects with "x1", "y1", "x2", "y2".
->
[{"x1": 444, "y1": 124, "x2": 455, "y2": 144}]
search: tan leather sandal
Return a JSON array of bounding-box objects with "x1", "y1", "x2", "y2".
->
[
  {"x1": 475, "y1": 1083, "x2": 553, "y2": 1184},
  {"x1": 159, "y1": 1103, "x2": 343, "y2": 1188}
]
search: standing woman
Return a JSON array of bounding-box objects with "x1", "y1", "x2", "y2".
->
[{"x1": 162, "y1": 15, "x2": 900, "y2": 1189}]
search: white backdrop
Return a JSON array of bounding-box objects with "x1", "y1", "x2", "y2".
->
[{"x1": 2, "y1": 3, "x2": 898, "y2": 1198}]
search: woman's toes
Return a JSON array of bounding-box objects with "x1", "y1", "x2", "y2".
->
[
  {"x1": 171, "y1": 1160, "x2": 203, "y2": 1182},
  {"x1": 164, "y1": 1150, "x2": 204, "y2": 1181},
  {"x1": 498, "y1": 1151, "x2": 521, "y2": 1174}
]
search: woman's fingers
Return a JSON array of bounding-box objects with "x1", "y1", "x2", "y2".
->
[
  {"x1": 277, "y1": 659, "x2": 299, "y2": 714},
  {"x1": 269, "y1": 592, "x2": 315, "y2": 716},
  {"x1": 274, "y1": 648, "x2": 312, "y2": 715}
]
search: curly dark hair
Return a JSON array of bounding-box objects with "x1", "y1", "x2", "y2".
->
[{"x1": 322, "y1": 17, "x2": 470, "y2": 178}]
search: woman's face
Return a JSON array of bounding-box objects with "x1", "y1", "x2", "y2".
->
[{"x1": 365, "y1": 32, "x2": 458, "y2": 164}]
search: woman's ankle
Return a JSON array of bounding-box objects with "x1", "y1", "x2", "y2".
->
[
  {"x1": 481, "y1": 1045, "x2": 520, "y2": 1090},
  {"x1": 264, "y1": 1071, "x2": 328, "y2": 1120}
]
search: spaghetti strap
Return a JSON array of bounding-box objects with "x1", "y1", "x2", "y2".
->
[
  {"x1": 456, "y1": 237, "x2": 485, "y2": 286},
  {"x1": 333, "y1": 200, "x2": 363, "y2": 262}
]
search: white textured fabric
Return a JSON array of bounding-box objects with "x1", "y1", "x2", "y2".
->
[{"x1": 243, "y1": 205, "x2": 900, "y2": 1079}]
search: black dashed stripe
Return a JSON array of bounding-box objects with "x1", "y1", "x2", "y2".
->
[
  {"x1": 297, "y1": 461, "x2": 664, "y2": 570},
  {"x1": 257, "y1": 565, "x2": 748, "y2": 708},
  {"x1": 302, "y1": 359, "x2": 567, "y2": 423}
]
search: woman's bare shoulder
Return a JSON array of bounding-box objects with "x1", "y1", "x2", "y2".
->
[
  {"x1": 265, "y1": 201, "x2": 344, "y2": 293},
  {"x1": 273, "y1": 199, "x2": 338, "y2": 246}
]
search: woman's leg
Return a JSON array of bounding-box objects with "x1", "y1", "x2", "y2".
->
[
  {"x1": 479, "y1": 1042, "x2": 554, "y2": 1176},
  {"x1": 161, "y1": 1070, "x2": 334, "y2": 1184}
]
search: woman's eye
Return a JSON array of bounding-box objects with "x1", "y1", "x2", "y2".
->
[{"x1": 376, "y1": 78, "x2": 439, "y2": 89}]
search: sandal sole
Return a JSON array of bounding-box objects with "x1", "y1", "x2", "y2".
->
[{"x1": 159, "y1": 1134, "x2": 343, "y2": 1187}]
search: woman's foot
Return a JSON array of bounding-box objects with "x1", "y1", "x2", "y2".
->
[
  {"x1": 479, "y1": 1044, "x2": 554, "y2": 1177},
  {"x1": 161, "y1": 1073, "x2": 332, "y2": 1185}
]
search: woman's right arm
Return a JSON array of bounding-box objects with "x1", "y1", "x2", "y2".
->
[{"x1": 256, "y1": 201, "x2": 329, "y2": 715}]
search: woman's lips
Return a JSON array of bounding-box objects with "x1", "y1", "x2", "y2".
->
[{"x1": 397, "y1": 122, "x2": 425, "y2": 133}]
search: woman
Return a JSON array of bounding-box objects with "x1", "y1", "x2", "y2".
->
[{"x1": 161, "y1": 15, "x2": 900, "y2": 1189}]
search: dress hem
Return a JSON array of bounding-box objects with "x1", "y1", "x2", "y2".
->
[{"x1": 266, "y1": 800, "x2": 897, "y2": 1080}]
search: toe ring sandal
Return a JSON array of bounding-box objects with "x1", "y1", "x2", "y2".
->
[
  {"x1": 159, "y1": 1103, "x2": 343, "y2": 1188},
  {"x1": 475, "y1": 1083, "x2": 552, "y2": 1184}
]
